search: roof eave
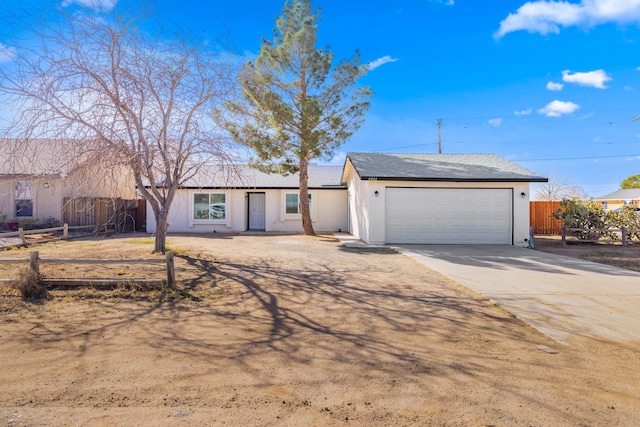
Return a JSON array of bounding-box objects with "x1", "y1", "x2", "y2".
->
[{"x1": 358, "y1": 176, "x2": 549, "y2": 183}]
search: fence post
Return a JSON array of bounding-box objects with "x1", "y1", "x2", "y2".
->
[
  {"x1": 529, "y1": 226, "x2": 535, "y2": 249},
  {"x1": 561, "y1": 225, "x2": 566, "y2": 247},
  {"x1": 622, "y1": 227, "x2": 627, "y2": 247},
  {"x1": 18, "y1": 228, "x2": 27, "y2": 246},
  {"x1": 29, "y1": 251, "x2": 39, "y2": 274},
  {"x1": 63, "y1": 223, "x2": 69, "y2": 239},
  {"x1": 165, "y1": 251, "x2": 176, "y2": 289}
]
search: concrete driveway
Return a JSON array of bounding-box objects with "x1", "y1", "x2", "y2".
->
[{"x1": 394, "y1": 245, "x2": 640, "y2": 344}]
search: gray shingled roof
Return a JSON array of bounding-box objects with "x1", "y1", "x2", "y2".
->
[
  {"x1": 179, "y1": 165, "x2": 345, "y2": 189},
  {"x1": 595, "y1": 189, "x2": 640, "y2": 200},
  {"x1": 344, "y1": 153, "x2": 547, "y2": 182}
]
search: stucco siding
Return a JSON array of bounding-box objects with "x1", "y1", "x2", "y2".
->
[
  {"x1": 146, "y1": 188, "x2": 347, "y2": 234},
  {"x1": 347, "y1": 179, "x2": 531, "y2": 246}
]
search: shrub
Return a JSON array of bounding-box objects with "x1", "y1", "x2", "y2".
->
[
  {"x1": 610, "y1": 206, "x2": 640, "y2": 242},
  {"x1": 18, "y1": 218, "x2": 36, "y2": 230},
  {"x1": 552, "y1": 198, "x2": 615, "y2": 241},
  {"x1": 37, "y1": 217, "x2": 62, "y2": 229},
  {"x1": 11, "y1": 267, "x2": 49, "y2": 301}
]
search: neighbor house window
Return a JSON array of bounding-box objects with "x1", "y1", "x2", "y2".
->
[
  {"x1": 602, "y1": 202, "x2": 608, "y2": 210},
  {"x1": 193, "y1": 193, "x2": 226, "y2": 220},
  {"x1": 15, "y1": 180, "x2": 34, "y2": 217},
  {"x1": 285, "y1": 193, "x2": 312, "y2": 215}
]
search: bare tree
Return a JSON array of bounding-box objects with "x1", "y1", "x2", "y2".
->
[
  {"x1": 533, "y1": 175, "x2": 588, "y2": 201},
  {"x1": 0, "y1": 4, "x2": 238, "y2": 252}
]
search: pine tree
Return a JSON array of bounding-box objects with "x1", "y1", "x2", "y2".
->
[{"x1": 216, "y1": 0, "x2": 372, "y2": 235}]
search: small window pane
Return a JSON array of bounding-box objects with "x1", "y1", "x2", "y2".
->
[
  {"x1": 194, "y1": 194, "x2": 210, "y2": 219},
  {"x1": 286, "y1": 194, "x2": 299, "y2": 214},
  {"x1": 209, "y1": 194, "x2": 226, "y2": 219},
  {"x1": 15, "y1": 200, "x2": 33, "y2": 217}
]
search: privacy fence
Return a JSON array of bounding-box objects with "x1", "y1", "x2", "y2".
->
[
  {"x1": 63, "y1": 197, "x2": 146, "y2": 233},
  {"x1": 530, "y1": 201, "x2": 562, "y2": 235}
]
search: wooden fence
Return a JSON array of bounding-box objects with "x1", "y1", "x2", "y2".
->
[
  {"x1": 561, "y1": 226, "x2": 638, "y2": 246},
  {"x1": 530, "y1": 201, "x2": 563, "y2": 235},
  {"x1": 63, "y1": 197, "x2": 145, "y2": 233},
  {"x1": 0, "y1": 251, "x2": 176, "y2": 288},
  {"x1": 0, "y1": 224, "x2": 95, "y2": 247}
]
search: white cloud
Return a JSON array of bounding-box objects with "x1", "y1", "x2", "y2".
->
[
  {"x1": 0, "y1": 43, "x2": 16, "y2": 63},
  {"x1": 495, "y1": 0, "x2": 640, "y2": 38},
  {"x1": 546, "y1": 81, "x2": 564, "y2": 91},
  {"x1": 61, "y1": 0, "x2": 118, "y2": 12},
  {"x1": 514, "y1": 108, "x2": 533, "y2": 116},
  {"x1": 562, "y1": 69, "x2": 611, "y2": 89},
  {"x1": 367, "y1": 56, "x2": 399, "y2": 71},
  {"x1": 322, "y1": 151, "x2": 347, "y2": 166},
  {"x1": 488, "y1": 118, "x2": 503, "y2": 127},
  {"x1": 538, "y1": 100, "x2": 580, "y2": 117},
  {"x1": 625, "y1": 85, "x2": 633, "y2": 91}
]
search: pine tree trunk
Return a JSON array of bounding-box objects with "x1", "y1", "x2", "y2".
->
[{"x1": 299, "y1": 157, "x2": 315, "y2": 236}]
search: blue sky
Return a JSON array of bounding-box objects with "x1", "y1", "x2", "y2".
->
[{"x1": 2, "y1": 0, "x2": 640, "y2": 196}]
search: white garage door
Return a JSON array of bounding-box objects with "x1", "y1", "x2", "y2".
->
[{"x1": 385, "y1": 188, "x2": 512, "y2": 244}]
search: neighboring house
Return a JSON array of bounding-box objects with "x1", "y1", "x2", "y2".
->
[
  {"x1": 593, "y1": 189, "x2": 640, "y2": 211},
  {"x1": 342, "y1": 153, "x2": 547, "y2": 245},
  {"x1": 0, "y1": 139, "x2": 135, "y2": 227},
  {"x1": 148, "y1": 152, "x2": 547, "y2": 246},
  {"x1": 144, "y1": 165, "x2": 348, "y2": 234}
]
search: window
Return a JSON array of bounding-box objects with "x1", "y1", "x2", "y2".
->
[
  {"x1": 193, "y1": 193, "x2": 226, "y2": 220},
  {"x1": 602, "y1": 202, "x2": 608, "y2": 210},
  {"x1": 15, "y1": 181, "x2": 34, "y2": 217},
  {"x1": 285, "y1": 193, "x2": 312, "y2": 215}
]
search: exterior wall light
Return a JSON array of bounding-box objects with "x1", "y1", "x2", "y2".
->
[
  {"x1": 520, "y1": 192, "x2": 526, "y2": 198},
  {"x1": 374, "y1": 190, "x2": 379, "y2": 197},
  {"x1": 43, "y1": 181, "x2": 50, "y2": 189}
]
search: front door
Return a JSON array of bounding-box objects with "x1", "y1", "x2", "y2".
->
[{"x1": 248, "y1": 192, "x2": 266, "y2": 230}]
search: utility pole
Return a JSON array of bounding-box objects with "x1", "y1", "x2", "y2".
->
[{"x1": 437, "y1": 119, "x2": 442, "y2": 154}]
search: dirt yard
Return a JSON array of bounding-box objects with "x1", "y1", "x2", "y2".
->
[
  {"x1": 533, "y1": 235, "x2": 640, "y2": 272},
  {"x1": 1, "y1": 233, "x2": 639, "y2": 426}
]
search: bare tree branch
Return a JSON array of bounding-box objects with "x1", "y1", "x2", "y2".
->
[{"x1": 0, "y1": 3, "x2": 240, "y2": 252}]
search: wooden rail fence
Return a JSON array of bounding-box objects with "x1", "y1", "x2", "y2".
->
[
  {"x1": 0, "y1": 251, "x2": 176, "y2": 288},
  {"x1": 560, "y1": 226, "x2": 638, "y2": 247},
  {"x1": 0, "y1": 224, "x2": 95, "y2": 247}
]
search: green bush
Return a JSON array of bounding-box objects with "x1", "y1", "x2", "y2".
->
[
  {"x1": 552, "y1": 198, "x2": 615, "y2": 241},
  {"x1": 610, "y1": 206, "x2": 640, "y2": 242}
]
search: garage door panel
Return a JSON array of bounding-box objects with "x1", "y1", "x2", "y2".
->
[{"x1": 385, "y1": 188, "x2": 512, "y2": 244}]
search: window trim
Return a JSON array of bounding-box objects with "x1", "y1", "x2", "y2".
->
[
  {"x1": 190, "y1": 191, "x2": 230, "y2": 225},
  {"x1": 14, "y1": 180, "x2": 35, "y2": 218},
  {"x1": 282, "y1": 191, "x2": 313, "y2": 219}
]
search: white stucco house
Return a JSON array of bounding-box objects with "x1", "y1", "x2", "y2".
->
[
  {"x1": 145, "y1": 165, "x2": 348, "y2": 234},
  {"x1": 146, "y1": 152, "x2": 547, "y2": 246}
]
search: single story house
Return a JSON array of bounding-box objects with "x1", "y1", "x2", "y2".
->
[
  {"x1": 147, "y1": 152, "x2": 547, "y2": 246},
  {"x1": 593, "y1": 189, "x2": 640, "y2": 211},
  {"x1": 0, "y1": 139, "x2": 135, "y2": 228},
  {"x1": 145, "y1": 165, "x2": 348, "y2": 234}
]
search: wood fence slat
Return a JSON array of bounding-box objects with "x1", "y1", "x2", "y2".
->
[{"x1": 530, "y1": 201, "x2": 563, "y2": 235}]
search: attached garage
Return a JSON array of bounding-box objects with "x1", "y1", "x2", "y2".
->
[
  {"x1": 385, "y1": 187, "x2": 512, "y2": 244},
  {"x1": 342, "y1": 152, "x2": 548, "y2": 246}
]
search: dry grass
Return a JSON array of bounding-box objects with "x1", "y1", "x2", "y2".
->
[{"x1": 9, "y1": 267, "x2": 49, "y2": 301}]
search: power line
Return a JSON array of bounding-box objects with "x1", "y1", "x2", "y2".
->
[{"x1": 515, "y1": 153, "x2": 640, "y2": 162}]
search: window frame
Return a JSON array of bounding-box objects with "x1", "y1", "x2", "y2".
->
[
  {"x1": 283, "y1": 192, "x2": 313, "y2": 217},
  {"x1": 191, "y1": 191, "x2": 228, "y2": 224},
  {"x1": 14, "y1": 180, "x2": 35, "y2": 218}
]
